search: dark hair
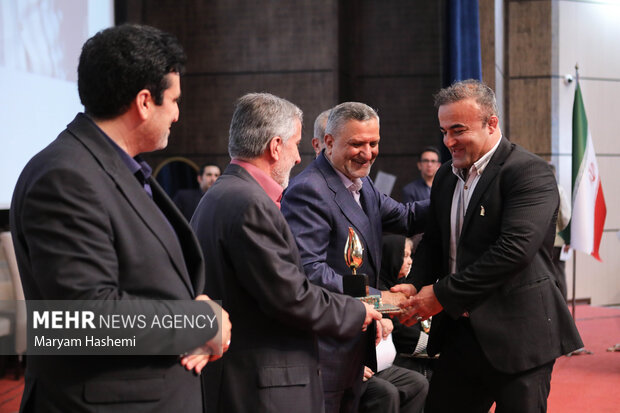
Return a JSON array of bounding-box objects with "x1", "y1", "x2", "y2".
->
[
  {"x1": 419, "y1": 146, "x2": 440, "y2": 159},
  {"x1": 198, "y1": 164, "x2": 220, "y2": 175},
  {"x1": 78, "y1": 24, "x2": 186, "y2": 119},
  {"x1": 433, "y1": 79, "x2": 497, "y2": 124}
]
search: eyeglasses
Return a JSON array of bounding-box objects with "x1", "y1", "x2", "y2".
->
[{"x1": 419, "y1": 159, "x2": 440, "y2": 164}]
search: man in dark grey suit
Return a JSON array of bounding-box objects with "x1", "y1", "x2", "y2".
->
[
  {"x1": 10, "y1": 24, "x2": 230, "y2": 413},
  {"x1": 394, "y1": 79, "x2": 583, "y2": 412},
  {"x1": 190, "y1": 93, "x2": 382, "y2": 413},
  {"x1": 281, "y1": 102, "x2": 429, "y2": 413}
]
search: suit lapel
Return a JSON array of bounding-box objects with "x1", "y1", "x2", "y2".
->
[
  {"x1": 316, "y1": 155, "x2": 378, "y2": 275},
  {"x1": 150, "y1": 179, "x2": 200, "y2": 295},
  {"x1": 360, "y1": 180, "x2": 382, "y2": 275},
  {"x1": 460, "y1": 138, "x2": 513, "y2": 237},
  {"x1": 67, "y1": 114, "x2": 197, "y2": 296}
]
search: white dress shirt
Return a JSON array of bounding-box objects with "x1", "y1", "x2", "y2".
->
[{"x1": 449, "y1": 136, "x2": 502, "y2": 274}]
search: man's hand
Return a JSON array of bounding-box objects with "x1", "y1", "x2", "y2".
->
[
  {"x1": 362, "y1": 366, "x2": 374, "y2": 382},
  {"x1": 389, "y1": 284, "x2": 421, "y2": 324},
  {"x1": 379, "y1": 318, "x2": 393, "y2": 339},
  {"x1": 375, "y1": 318, "x2": 393, "y2": 345},
  {"x1": 399, "y1": 285, "x2": 443, "y2": 326},
  {"x1": 180, "y1": 295, "x2": 232, "y2": 374},
  {"x1": 380, "y1": 290, "x2": 408, "y2": 306},
  {"x1": 390, "y1": 283, "x2": 417, "y2": 299},
  {"x1": 362, "y1": 302, "x2": 382, "y2": 331},
  {"x1": 196, "y1": 294, "x2": 232, "y2": 360}
]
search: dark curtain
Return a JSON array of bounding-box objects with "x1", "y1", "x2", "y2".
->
[
  {"x1": 155, "y1": 161, "x2": 198, "y2": 198},
  {"x1": 440, "y1": 0, "x2": 483, "y2": 161},
  {"x1": 445, "y1": 0, "x2": 482, "y2": 84}
]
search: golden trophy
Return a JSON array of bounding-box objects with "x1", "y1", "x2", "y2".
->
[
  {"x1": 343, "y1": 227, "x2": 369, "y2": 297},
  {"x1": 344, "y1": 227, "x2": 401, "y2": 314}
]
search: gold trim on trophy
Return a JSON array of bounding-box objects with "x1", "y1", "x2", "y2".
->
[
  {"x1": 344, "y1": 227, "x2": 364, "y2": 275},
  {"x1": 343, "y1": 227, "x2": 401, "y2": 314}
]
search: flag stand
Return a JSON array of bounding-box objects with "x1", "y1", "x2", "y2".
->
[
  {"x1": 565, "y1": 64, "x2": 594, "y2": 357},
  {"x1": 567, "y1": 252, "x2": 592, "y2": 356},
  {"x1": 571, "y1": 253, "x2": 576, "y2": 319}
]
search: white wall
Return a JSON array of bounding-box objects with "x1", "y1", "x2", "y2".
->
[
  {"x1": 554, "y1": 0, "x2": 620, "y2": 305},
  {"x1": 0, "y1": 0, "x2": 113, "y2": 209}
]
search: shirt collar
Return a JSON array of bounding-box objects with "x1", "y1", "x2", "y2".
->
[
  {"x1": 326, "y1": 156, "x2": 363, "y2": 192},
  {"x1": 452, "y1": 135, "x2": 502, "y2": 181},
  {"x1": 85, "y1": 114, "x2": 152, "y2": 182},
  {"x1": 231, "y1": 159, "x2": 283, "y2": 207}
]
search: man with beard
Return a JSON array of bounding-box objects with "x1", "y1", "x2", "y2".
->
[
  {"x1": 394, "y1": 80, "x2": 583, "y2": 412},
  {"x1": 190, "y1": 93, "x2": 381, "y2": 413}
]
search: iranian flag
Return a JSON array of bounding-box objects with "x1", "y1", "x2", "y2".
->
[{"x1": 562, "y1": 82, "x2": 606, "y2": 261}]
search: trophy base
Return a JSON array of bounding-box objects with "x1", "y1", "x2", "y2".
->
[
  {"x1": 358, "y1": 295, "x2": 402, "y2": 314},
  {"x1": 343, "y1": 274, "x2": 368, "y2": 297}
]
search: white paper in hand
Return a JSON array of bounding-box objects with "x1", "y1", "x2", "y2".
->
[{"x1": 376, "y1": 333, "x2": 397, "y2": 372}]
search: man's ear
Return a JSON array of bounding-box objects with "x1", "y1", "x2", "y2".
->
[
  {"x1": 134, "y1": 89, "x2": 153, "y2": 120},
  {"x1": 487, "y1": 115, "x2": 499, "y2": 134},
  {"x1": 268, "y1": 136, "x2": 282, "y2": 161},
  {"x1": 311, "y1": 137, "x2": 320, "y2": 155},
  {"x1": 324, "y1": 134, "x2": 334, "y2": 155}
]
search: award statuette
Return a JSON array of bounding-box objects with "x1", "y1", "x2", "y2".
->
[
  {"x1": 343, "y1": 227, "x2": 401, "y2": 314},
  {"x1": 343, "y1": 227, "x2": 369, "y2": 297}
]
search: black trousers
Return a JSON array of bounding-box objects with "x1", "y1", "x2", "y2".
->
[
  {"x1": 425, "y1": 319, "x2": 555, "y2": 413},
  {"x1": 359, "y1": 365, "x2": 428, "y2": 413}
]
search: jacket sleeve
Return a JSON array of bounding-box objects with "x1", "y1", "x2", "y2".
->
[
  {"x1": 15, "y1": 167, "x2": 218, "y2": 354},
  {"x1": 433, "y1": 156, "x2": 560, "y2": 318},
  {"x1": 281, "y1": 179, "x2": 348, "y2": 294},
  {"x1": 229, "y1": 194, "x2": 366, "y2": 339},
  {"x1": 373, "y1": 179, "x2": 430, "y2": 236}
]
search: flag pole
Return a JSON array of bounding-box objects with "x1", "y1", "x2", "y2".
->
[
  {"x1": 571, "y1": 253, "x2": 576, "y2": 319},
  {"x1": 567, "y1": 63, "x2": 592, "y2": 356},
  {"x1": 571, "y1": 63, "x2": 579, "y2": 321}
]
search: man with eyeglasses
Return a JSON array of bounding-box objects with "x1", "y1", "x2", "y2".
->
[{"x1": 402, "y1": 146, "x2": 441, "y2": 203}]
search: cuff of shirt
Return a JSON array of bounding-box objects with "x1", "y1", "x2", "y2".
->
[{"x1": 413, "y1": 331, "x2": 429, "y2": 355}]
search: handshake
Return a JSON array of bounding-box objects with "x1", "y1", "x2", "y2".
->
[{"x1": 379, "y1": 284, "x2": 443, "y2": 327}]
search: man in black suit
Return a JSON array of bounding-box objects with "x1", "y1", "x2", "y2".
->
[
  {"x1": 10, "y1": 24, "x2": 230, "y2": 413},
  {"x1": 190, "y1": 93, "x2": 382, "y2": 413},
  {"x1": 393, "y1": 79, "x2": 583, "y2": 412},
  {"x1": 173, "y1": 164, "x2": 220, "y2": 221}
]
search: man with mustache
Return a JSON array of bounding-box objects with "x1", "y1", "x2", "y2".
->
[
  {"x1": 191, "y1": 93, "x2": 381, "y2": 413},
  {"x1": 394, "y1": 79, "x2": 583, "y2": 412},
  {"x1": 281, "y1": 101, "x2": 429, "y2": 413}
]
